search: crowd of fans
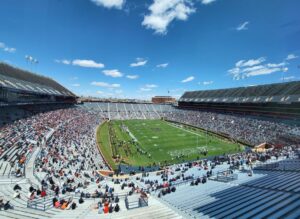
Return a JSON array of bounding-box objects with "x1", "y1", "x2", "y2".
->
[
  {"x1": 0, "y1": 103, "x2": 299, "y2": 215},
  {"x1": 0, "y1": 107, "x2": 113, "y2": 213},
  {"x1": 89, "y1": 183, "x2": 121, "y2": 214},
  {"x1": 0, "y1": 107, "x2": 75, "y2": 177},
  {"x1": 82, "y1": 103, "x2": 163, "y2": 120},
  {"x1": 165, "y1": 109, "x2": 300, "y2": 146},
  {"x1": 30, "y1": 109, "x2": 113, "y2": 209},
  {"x1": 134, "y1": 159, "x2": 215, "y2": 197}
]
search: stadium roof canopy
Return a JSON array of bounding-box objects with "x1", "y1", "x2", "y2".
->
[
  {"x1": 0, "y1": 63, "x2": 75, "y2": 97},
  {"x1": 179, "y1": 81, "x2": 300, "y2": 104}
]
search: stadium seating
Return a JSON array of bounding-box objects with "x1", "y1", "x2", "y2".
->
[
  {"x1": 159, "y1": 157, "x2": 300, "y2": 218},
  {"x1": 165, "y1": 109, "x2": 300, "y2": 145},
  {"x1": 0, "y1": 63, "x2": 74, "y2": 97},
  {"x1": 178, "y1": 81, "x2": 300, "y2": 119},
  {"x1": 80, "y1": 102, "x2": 173, "y2": 120},
  {"x1": 1, "y1": 67, "x2": 300, "y2": 218},
  {"x1": 179, "y1": 81, "x2": 300, "y2": 104}
]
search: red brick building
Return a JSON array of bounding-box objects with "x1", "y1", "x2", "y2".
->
[{"x1": 152, "y1": 96, "x2": 176, "y2": 104}]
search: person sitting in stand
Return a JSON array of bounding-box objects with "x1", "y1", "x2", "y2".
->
[
  {"x1": 114, "y1": 203, "x2": 120, "y2": 212},
  {"x1": 13, "y1": 190, "x2": 21, "y2": 199},
  {"x1": 61, "y1": 200, "x2": 68, "y2": 210},
  {"x1": 52, "y1": 197, "x2": 58, "y2": 207},
  {"x1": 54, "y1": 200, "x2": 61, "y2": 208},
  {"x1": 41, "y1": 189, "x2": 47, "y2": 198},
  {"x1": 109, "y1": 203, "x2": 113, "y2": 213},
  {"x1": 71, "y1": 202, "x2": 77, "y2": 210},
  {"x1": 98, "y1": 202, "x2": 103, "y2": 214},
  {"x1": 3, "y1": 200, "x2": 13, "y2": 210},
  {"x1": 13, "y1": 184, "x2": 22, "y2": 191},
  {"x1": 103, "y1": 203, "x2": 109, "y2": 214},
  {"x1": 0, "y1": 197, "x2": 4, "y2": 210}
]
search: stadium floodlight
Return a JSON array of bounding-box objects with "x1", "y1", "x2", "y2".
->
[{"x1": 25, "y1": 55, "x2": 39, "y2": 65}]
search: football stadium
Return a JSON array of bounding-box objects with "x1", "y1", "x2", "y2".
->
[{"x1": 0, "y1": 0, "x2": 300, "y2": 219}]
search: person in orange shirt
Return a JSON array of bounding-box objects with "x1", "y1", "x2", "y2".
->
[
  {"x1": 61, "y1": 201, "x2": 68, "y2": 210},
  {"x1": 103, "y1": 205, "x2": 109, "y2": 214}
]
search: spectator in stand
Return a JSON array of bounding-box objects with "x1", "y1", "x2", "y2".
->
[{"x1": 165, "y1": 109, "x2": 300, "y2": 146}]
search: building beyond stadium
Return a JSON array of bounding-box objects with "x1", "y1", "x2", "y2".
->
[{"x1": 152, "y1": 96, "x2": 176, "y2": 104}]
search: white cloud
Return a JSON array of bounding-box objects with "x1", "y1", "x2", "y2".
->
[
  {"x1": 62, "y1": 60, "x2": 71, "y2": 65},
  {"x1": 246, "y1": 67, "x2": 282, "y2": 77},
  {"x1": 96, "y1": 91, "x2": 104, "y2": 94},
  {"x1": 286, "y1": 54, "x2": 298, "y2": 60},
  {"x1": 55, "y1": 59, "x2": 104, "y2": 68},
  {"x1": 140, "y1": 87, "x2": 152, "y2": 92},
  {"x1": 145, "y1": 84, "x2": 158, "y2": 88},
  {"x1": 55, "y1": 59, "x2": 71, "y2": 65},
  {"x1": 142, "y1": 0, "x2": 196, "y2": 34},
  {"x1": 115, "y1": 89, "x2": 123, "y2": 94},
  {"x1": 242, "y1": 65, "x2": 265, "y2": 73},
  {"x1": 181, "y1": 76, "x2": 194, "y2": 83},
  {"x1": 156, "y1": 63, "x2": 169, "y2": 68},
  {"x1": 140, "y1": 84, "x2": 158, "y2": 92},
  {"x1": 71, "y1": 83, "x2": 80, "y2": 87},
  {"x1": 228, "y1": 57, "x2": 289, "y2": 80},
  {"x1": 91, "y1": 81, "x2": 121, "y2": 88},
  {"x1": 72, "y1": 59, "x2": 104, "y2": 68},
  {"x1": 0, "y1": 42, "x2": 16, "y2": 53},
  {"x1": 266, "y1": 62, "x2": 286, "y2": 68},
  {"x1": 201, "y1": 81, "x2": 214, "y2": 85},
  {"x1": 126, "y1": 75, "x2": 139, "y2": 79},
  {"x1": 236, "y1": 57, "x2": 265, "y2": 67},
  {"x1": 91, "y1": 0, "x2": 125, "y2": 9},
  {"x1": 201, "y1": 0, "x2": 216, "y2": 4},
  {"x1": 281, "y1": 76, "x2": 295, "y2": 81},
  {"x1": 130, "y1": 58, "x2": 147, "y2": 67},
  {"x1": 236, "y1": 21, "x2": 249, "y2": 31},
  {"x1": 3, "y1": 47, "x2": 16, "y2": 53},
  {"x1": 102, "y1": 69, "x2": 123, "y2": 78},
  {"x1": 170, "y1": 88, "x2": 185, "y2": 93}
]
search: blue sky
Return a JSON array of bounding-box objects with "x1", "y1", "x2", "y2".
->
[{"x1": 0, "y1": 0, "x2": 299, "y2": 99}]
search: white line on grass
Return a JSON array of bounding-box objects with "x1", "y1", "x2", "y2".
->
[{"x1": 165, "y1": 121, "x2": 206, "y2": 138}]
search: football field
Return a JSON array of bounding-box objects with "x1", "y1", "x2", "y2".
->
[{"x1": 97, "y1": 119, "x2": 243, "y2": 168}]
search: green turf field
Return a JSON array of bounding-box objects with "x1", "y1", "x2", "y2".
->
[{"x1": 97, "y1": 119, "x2": 243, "y2": 168}]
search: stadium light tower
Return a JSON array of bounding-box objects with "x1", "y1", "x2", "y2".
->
[{"x1": 25, "y1": 55, "x2": 39, "y2": 72}]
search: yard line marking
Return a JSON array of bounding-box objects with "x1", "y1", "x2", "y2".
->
[{"x1": 165, "y1": 121, "x2": 205, "y2": 138}]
